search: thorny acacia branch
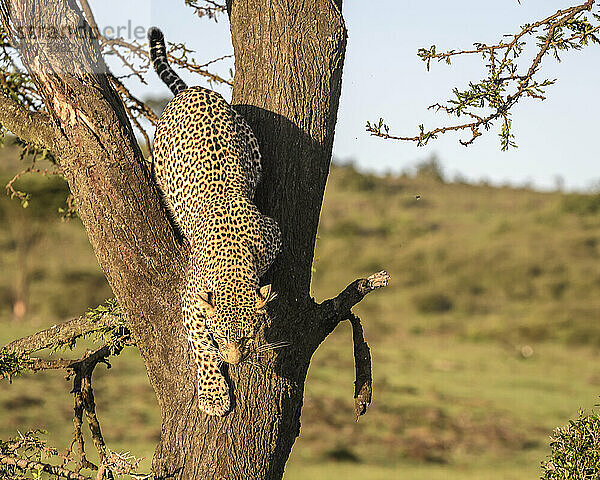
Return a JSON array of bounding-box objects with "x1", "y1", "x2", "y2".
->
[
  {"x1": 0, "y1": 453, "x2": 93, "y2": 480},
  {"x1": 1, "y1": 428, "x2": 147, "y2": 480},
  {"x1": 1, "y1": 301, "x2": 134, "y2": 478},
  {"x1": 367, "y1": 0, "x2": 600, "y2": 149},
  {"x1": 185, "y1": 0, "x2": 227, "y2": 20},
  {"x1": 1, "y1": 298, "x2": 127, "y2": 380},
  {"x1": 319, "y1": 270, "x2": 390, "y2": 420}
]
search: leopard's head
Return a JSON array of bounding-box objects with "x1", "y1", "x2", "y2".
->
[{"x1": 196, "y1": 284, "x2": 276, "y2": 364}]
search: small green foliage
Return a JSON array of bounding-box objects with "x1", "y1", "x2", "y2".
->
[
  {"x1": 8, "y1": 189, "x2": 30, "y2": 208},
  {"x1": 541, "y1": 410, "x2": 600, "y2": 479},
  {"x1": 500, "y1": 117, "x2": 517, "y2": 151},
  {"x1": 86, "y1": 298, "x2": 131, "y2": 353},
  {"x1": 86, "y1": 297, "x2": 124, "y2": 323},
  {"x1": 0, "y1": 350, "x2": 31, "y2": 380},
  {"x1": 365, "y1": 118, "x2": 389, "y2": 137},
  {"x1": 57, "y1": 194, "x2": 78, "y2": 221}
]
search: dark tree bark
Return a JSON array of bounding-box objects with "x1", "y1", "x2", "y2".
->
[{"x1": 0, "y1": 1, "x2": 386, "y2": 479}]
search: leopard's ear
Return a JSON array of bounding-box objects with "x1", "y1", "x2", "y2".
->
[
  {"x1": 256, "y1": 284, "x2": 277, "y2": 311},
  {"x1": 197, "y1": 291, "x2": 216, "y2": 316}
]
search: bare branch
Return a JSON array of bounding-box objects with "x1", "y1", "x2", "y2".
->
[
  {"x1": 69, "y1": 346, "x2": 114, "y2": 473},
  {"x1": 3, "y1": 345, "x2": 121, "y2": 475},
  {"x1": 0, "y1": 92, "x2": 60, "y2": 151},
  {"x1": 348, "y1": 313, "x2": 372, "y2": 421},
  {"x1": 316, "y1": 271, "x2": 389, "y2": 419},
  {"x1": 330, "y1": 270, "x2": 391, "y2": 315},
  {"x1": 77, "y1": 0, "x2": 100, "y2": 39},
  {"x1": 28, "y1": 357, "x2": 73, "y2": 371},
  {"x1": 0, "y1": 453, "x2": 93, "y2": 480},
  {"x1": 3, "y1": 314, "x2": 121, "y2": 354},
  {"x1": 185, "y1": 0, "x2": 227, "y2": 20},
  {"x1": 317, "y1": 270, "x2": 390, "y2": 338}
]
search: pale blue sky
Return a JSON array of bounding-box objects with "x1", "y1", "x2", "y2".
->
[{"x1": 92, "y1": 1, "x2": 600, "y2": 191}]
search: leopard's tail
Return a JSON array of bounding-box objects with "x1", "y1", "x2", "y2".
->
[{"x1": 148, "y1": 27, "x2": 188, "y2": 96}]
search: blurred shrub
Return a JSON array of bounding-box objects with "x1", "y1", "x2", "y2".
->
[
  {"x1": 413, "y1": 292, "x2": 453, "y2": 313},
  {"x1": 414, "y1": 156, "x2": 445, "y2": 183},
  {"x1": 334, "y1": 163, "x2": 377, "y2": 192},
  {"x1": 328, "y1": 219, "x2": 392, "y2": 238},
  {"x1": 562, "y1": 193, "x2": 600, "y2": 215},
  {"x1": 323, "y1": 446, "x2": 360, "y2": 463},
  {"x1": 541, "y1": 410, "x2": 600, "y2": 480},
  {"x1": 548, "y1": 280, "x2": 568, "y2": 300}
]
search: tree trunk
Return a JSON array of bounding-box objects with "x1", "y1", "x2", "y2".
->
[
  {"x1": 152, "y1": 2, "x2": 347, "y2": 478},
  {"x1": 1, "y1": 0, "x2": 350, "y2": 478}
]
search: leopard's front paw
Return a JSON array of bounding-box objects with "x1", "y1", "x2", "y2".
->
[{"x1": 197, "y1": 376, "x2": 230, "y2": 416}]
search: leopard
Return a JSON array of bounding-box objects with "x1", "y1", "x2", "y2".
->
[{"x1": 148, "y1": 27, "x2": 281, "y2": 416}]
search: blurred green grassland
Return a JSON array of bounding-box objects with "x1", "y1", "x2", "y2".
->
[{"x1": 1, "y1": 143, "x2": 600, "y2": 479}]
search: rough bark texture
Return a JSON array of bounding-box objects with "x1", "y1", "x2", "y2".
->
[{"x1": 0, "y1": 1, "x2": 367, "y2": 479}]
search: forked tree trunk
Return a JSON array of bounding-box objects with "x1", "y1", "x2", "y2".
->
[{"x1": 1, "y1": 0, "x2": 349, "y2": 478}]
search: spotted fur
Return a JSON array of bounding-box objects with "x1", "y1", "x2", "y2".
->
[{"x1": 149, "y1": 28, "x2": 281, "y2": 416}]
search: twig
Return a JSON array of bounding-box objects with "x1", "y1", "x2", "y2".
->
[
  {"x1": 5, "y1": 158, "x2": 61, "y2": 204},
  {"x1": 421, "y1": 1, "x2": 596, "y2": 63},
  {"x1": 109, "y1": 74, "x2": 156, "y2": 120},
  {"x1": 103, "y1": 37, "x2": 233, "y2": 86},
  {"x1": 0, "y1": 453, "x2": 93, "y2": 480},
  {"x1": 28, "y1": 357, "x2": 73, "y2": 371},
  {"x1": 185, "y1": 0, "x2": 227, "y2": 20}
]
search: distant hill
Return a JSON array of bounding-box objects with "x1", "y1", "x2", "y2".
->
[{"x1": 313, "y1": 162, "x2": 600, "y2": 346}]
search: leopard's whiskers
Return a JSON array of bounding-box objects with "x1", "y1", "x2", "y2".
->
[
  {"x1": 205, "y1": 342, "x2": 226, "y2": 365},
  {"x1": 256, "y1": 341, "x2": 290, "y2": 353}
]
